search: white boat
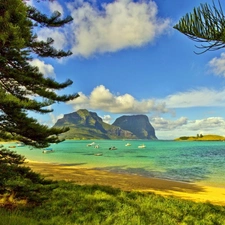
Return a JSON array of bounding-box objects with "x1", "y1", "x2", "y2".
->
[
  {"x1": 94, "y1": 145, "x2": 99, "y2": 149},
  {"x1": 87, "y1": 142, "x2": 95, "y2": 147},
  {"x1": 17, "y1": 142, "x2": 25, "y2": 147},
  {"x1": 138, "y1": 144, "x2": 146, "y2": 149},
  {"x1": 125, "y1": 143, "x2": 131, "y2": 146},
  {"x1": 109, "y1": 146, "x2": 117, "y2": 150},
  {"x1": 94, "y1": 153, "x2": 103, "y2": 156},
  {"x1": 42, "y1": 148, "x2": 54, "y2": 153}
]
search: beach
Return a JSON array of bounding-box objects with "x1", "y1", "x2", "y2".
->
[{"x1": 27, "y1": 161, "x2": 225, "y2": 206}]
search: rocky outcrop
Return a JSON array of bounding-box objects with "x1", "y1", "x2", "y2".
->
[
  {"x1": 112, "y1": 115, "x2": 157, "y2": 140},
  {"x1": 54, "y1": 109, "x2": 157, "y2": 140}
]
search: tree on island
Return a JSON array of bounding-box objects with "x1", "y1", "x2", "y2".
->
[
  {"x1": 0, "y1": 0, "x2": 79, "y2": 148},
  {"x1": 173, "y1": 0, "x2": 225, "y2": 54}
]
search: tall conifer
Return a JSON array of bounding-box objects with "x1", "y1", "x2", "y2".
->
[{"x1": 0, "y1": 0, "x2": 79, "y2": 147}]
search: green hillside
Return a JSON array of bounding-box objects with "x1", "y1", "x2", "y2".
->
[{"x1": 54, "y1": 109, "x2": 157, "y2": 140}]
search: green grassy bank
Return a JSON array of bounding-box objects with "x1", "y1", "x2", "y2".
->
[
  {"x1": 175, "y1": 134, "x2": 225, "y2": 141},
  {"x1": 1, "y1": 181, "x2": 225, "y2": 225}
]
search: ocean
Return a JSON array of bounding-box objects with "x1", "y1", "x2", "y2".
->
[{"x1": 6, "y1": 140, "x2": 225, "y2": 188}]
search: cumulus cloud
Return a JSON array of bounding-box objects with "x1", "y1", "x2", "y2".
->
[
  {"x1": 151, "y1": 116, "x2": 225, "y2": 140},
  {"x1": 49, "y1": 113, "x2": 64, "y2": 125},
  {"x1": 48, "y1": 1, "x2": 64, "y2": 16},
  {"x1": 101, "y1": 115, "x2": 112, "y2": 124},
  {"x1": 29, "y1": 59, "x2": 55, "y2": 78},
  {"x1": 187, "y1": 117, "x2": 225, "y2": 131},
  {"x1": 208, "y1": 53, "x2": 225, "y2": 77},
  {"x1": 37, "y1": 28, "x2": 67, "y2": 50},
  {"x1": 67, "y1": 85, "x2": 170, "y2": 114},
  {"x1": 67, "y1": 0, "x2": 171, "y2": 57},
  {"x1": 67, "y1": 85, "x2": 225, "y2": 115},
  {"x1": 151, "y1": 117, "x2": 188, "y2": 130},
  {"x1": 161, "y1": 87, "x2": 225, "y2": 108}
]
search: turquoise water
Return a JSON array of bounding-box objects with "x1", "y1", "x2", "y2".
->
[{"x1": 6, "y1": 140, "x2": 225, "y2": 188}]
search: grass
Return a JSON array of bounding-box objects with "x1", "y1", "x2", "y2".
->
[{"x1": 1, "y1": 181, "x2": 225, "y2": 225}]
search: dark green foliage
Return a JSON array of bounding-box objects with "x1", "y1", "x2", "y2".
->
[
  {"x1": 0, "y1": 0, "x2": 79, "y2": 148},
  {"x1": 0, "y1": 149, "x2": 57, "y2": 204},
  {"x1": 174, "y1": 0, "x2": 225, "y2": 54}
]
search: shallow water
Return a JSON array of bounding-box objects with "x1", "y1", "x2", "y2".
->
[{"x1": 6, "y1": 140, "x2": 225, "y2": 188}]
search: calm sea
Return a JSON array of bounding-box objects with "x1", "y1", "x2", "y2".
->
[{"x1": 6, "y1": 140, "x2": 225, "y2": 188}]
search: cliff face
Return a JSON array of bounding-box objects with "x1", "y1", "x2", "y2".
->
[
  {"x1": 54, "y1": 109, "x2": 135, "y2": 140},
  {"x1": 54, "y1": 109, "x2": 157, "y2": 140},
  {"x1": 112, "y1": 115, "x2": 157, "y2": 140}
]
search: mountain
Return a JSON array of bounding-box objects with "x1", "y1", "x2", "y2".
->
[
  {"x1": 54, "y1": 109, "x2": 157, "y2": 140},
  {"x1": 112, "y1": 115, "x2": 157, "y2": 140}
]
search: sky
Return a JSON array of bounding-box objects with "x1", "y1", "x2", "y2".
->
[{"x1": 28, "y1": 0, "x2": 225, "y2": 140}]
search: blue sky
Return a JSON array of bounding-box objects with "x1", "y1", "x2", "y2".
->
[{"x1": 29, "y1": 0, "x2": 225, "y2": 139}]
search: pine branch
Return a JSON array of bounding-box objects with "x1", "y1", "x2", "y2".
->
[
  {"x1": 27, "y1": 6, "x2": 73, "y2": 27},
  {"x1": 174, "y1": 0, "x2": 225, "y2": 54}
]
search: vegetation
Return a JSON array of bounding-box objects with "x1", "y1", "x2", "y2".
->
[
  {"x1": 54, "y1": 109, "x2": 158, "y2": 140},
  {"x1": 1, "y1": 142, "x2": 225, "y2": 224},
  {"x1": 174, "y1": 0, "x2": 225, "y2": 54},
  {"x1": 54, "y1": 109, "x2": 136, "y2": 140},
  {"x1": 0, "y1": 149, "x2": 57, "y2": 206},
  {"x1": 0, "y1": 181, "x2": 225, "y2": 225},
  {"x1": 175, "y1": 134, "x2": 225, "y2": 141},
  {"x1": 1, "y1": 1, "x2": 225, "y2": 224},
  {"x1": 0, "y1": 0, "x2": 79, "y2": 148}
]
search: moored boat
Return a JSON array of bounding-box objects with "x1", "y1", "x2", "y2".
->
[
  {"x1": 17, "y1": 142, "x2": 25, "y2": 147},
  {"x1": 138, "y1": 144, "x2": 146, "y2": 149},
  {"x1": 42, "y1": 148, "x2": 54, "y2": 153},
  {"x1": 109, "y1": 146, "x2": 117, "y2": 150},
  {"x1": 94, "y1": 153, "x2": 103, "y2": 156},
  {"x1": 87, "y1": 142, "x2": 95, "y2": 147}
]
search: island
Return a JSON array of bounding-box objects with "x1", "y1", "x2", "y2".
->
[{"x1": 175, "y1": 134, "x2": 225, "y2": 141}]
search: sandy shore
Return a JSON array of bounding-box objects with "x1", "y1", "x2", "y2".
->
[{"x1": 27, "y1": 161, "x2": 225, "y2": 206}]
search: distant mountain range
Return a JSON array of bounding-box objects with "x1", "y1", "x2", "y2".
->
[{"x1": 54, "y1": 109, "x2": 157, "y2": 140}]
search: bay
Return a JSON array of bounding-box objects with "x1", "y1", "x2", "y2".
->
[{"x1": 6, "y1": 140, "x2": 225, "y2": 188}]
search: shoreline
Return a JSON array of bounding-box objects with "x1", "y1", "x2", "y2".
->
[{"x1": 27, "y1": 161, "x2": 225, "y2": 206}]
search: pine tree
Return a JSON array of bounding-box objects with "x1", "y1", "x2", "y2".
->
[
  {"x1": 0, "y1": 0, "x2": 79, "y2": 148},
  {"x1": 173, "y1": 0, "x2": 225, "y2": 54}
]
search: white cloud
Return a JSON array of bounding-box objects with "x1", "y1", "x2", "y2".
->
[
  {"x1": 67, "y1": 85, "x2": 170, "y2": 114},
  {"x1": 67, "y1": 0, "x2": 171, "y2": 57},
  {"x1": 208, "y1": 53, "x2": 225, "y2": 77},
  {"x1": 151, "y1": 117, "x2": 188, "y2": 130},
  {"x1": 161, "y1": 87, "x2": 225, "y2": 108},
  {"x1": 67, "y1": 85, "x2": 225, "y2": 115},
  {"x1": 24, "y1": 0, "x2": 34, "y2": 6},
  {"x1": 187, "y1": 117, "x2": 225, "y2": 131},
  {"x1": 29, "y1": 59, "x2": 55, "y2": 78},
  {"x1": 49, "y1": 113, "x2": 64, "y2": 125},
  {"x1": 48, "y1": 1, "x2": 64, "y2": 16},
  {"x1": 101, "y1": 115, "x2": 112, "y2": 124},
  {"x1": 152, "y1": 116, "x2": 225, "y2": 140},
  {"x1": 37, "y1": 28, "x2": 67, "y2": 50}
]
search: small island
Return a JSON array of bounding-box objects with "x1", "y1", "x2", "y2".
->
[{"x1": 175, "y1": 134, "x2": 225, "y2": 141}]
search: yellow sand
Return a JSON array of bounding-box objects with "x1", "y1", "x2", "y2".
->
[{"x1": 27, "y1": 161, "x2": 225, "y2": 206}]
